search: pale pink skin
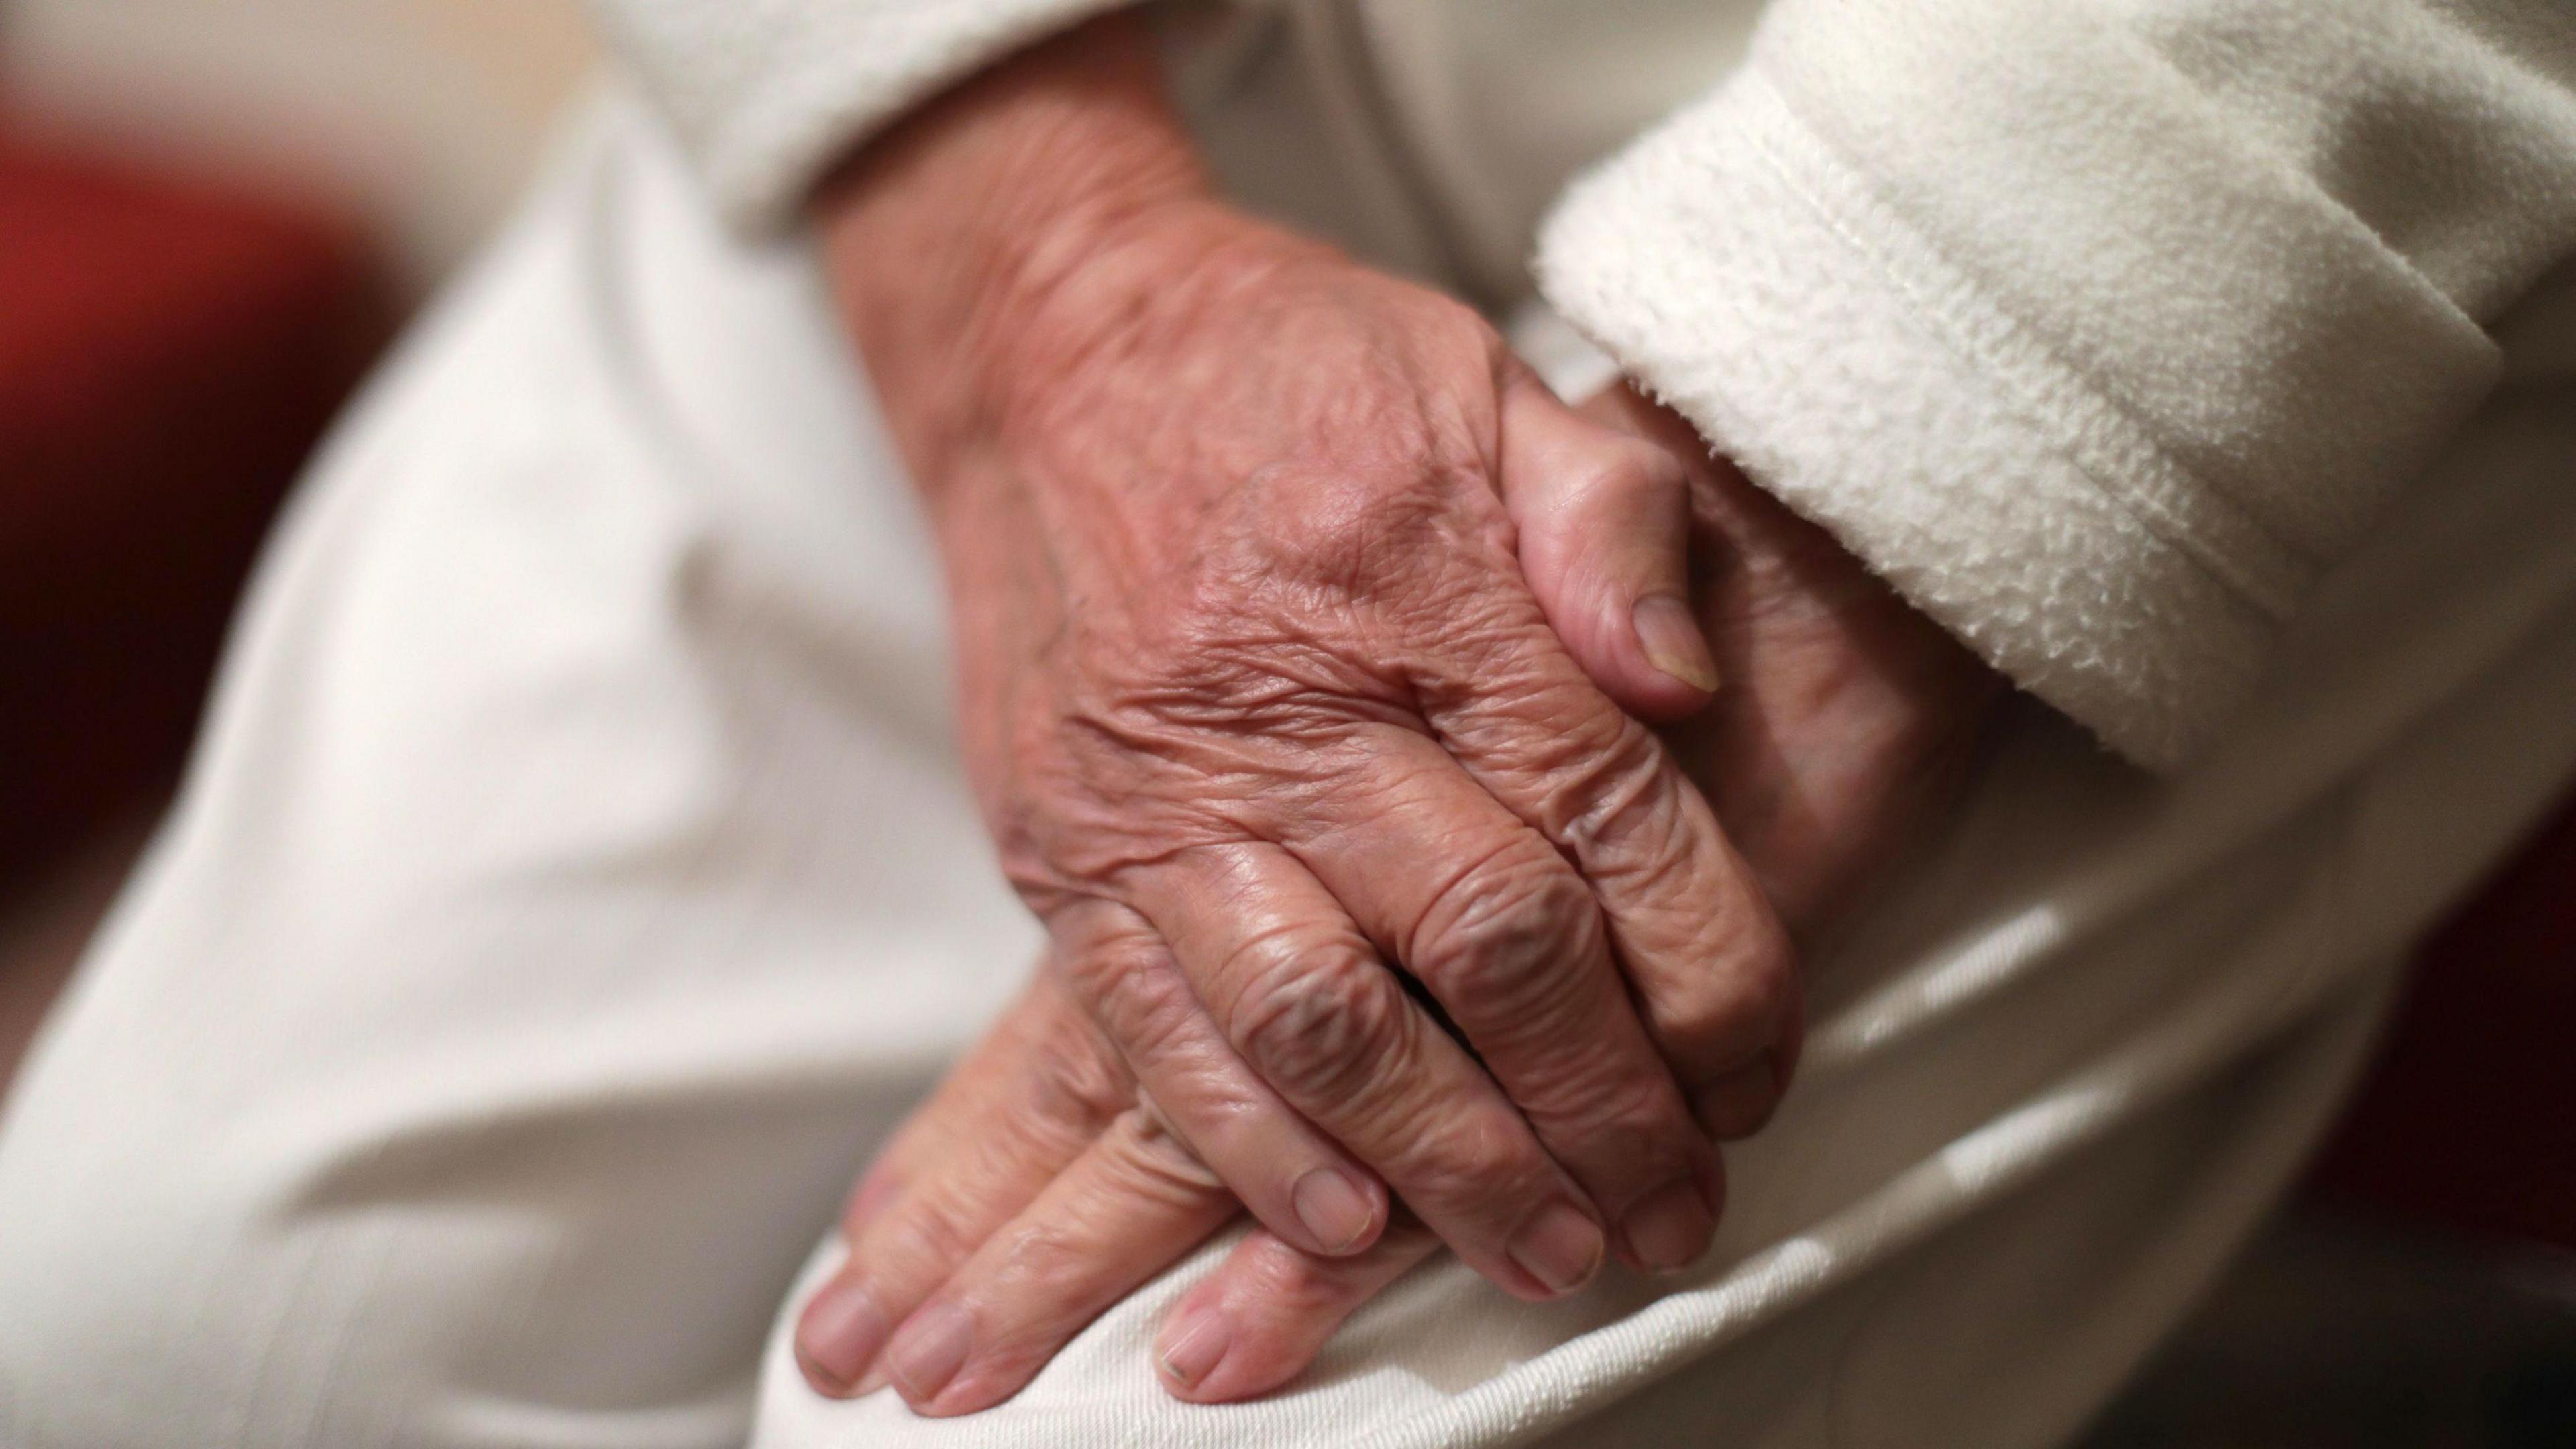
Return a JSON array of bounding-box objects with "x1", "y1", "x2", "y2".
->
[{"x1": 792, "y1": 15, "x2": 2000, "y2": 1417}]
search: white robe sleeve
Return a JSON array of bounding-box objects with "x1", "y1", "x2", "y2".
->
[
  {"x1": 1537, "y1": 0, "x2": 2576, "y2": 769},
  {"x1": 582, "y1": 0, "x2": 1132, "y2": 230}
]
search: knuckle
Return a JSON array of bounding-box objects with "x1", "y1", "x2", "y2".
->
[
  {"x1": 1234, "y1": 1239, "x2": 1358, "y2": 1316},
  {"x1": 1409, "y1": 1111, "x2": 1546, "y2": 1213},
  {"x1": 1665, "y1": 932, "x2": 1801, "y2": 1076},
  {"x1": 1551, "y1": 719, "x2": 1684, "y2": 858},
  {"x1": 1512, "y1": 1059, "x2": 1703, "y2": 1177},
  {"x1": 1411, "y1": 851, "x2": 1603, "y2": 1022},
  {"x1": 986, "y1": 1213, "x2": 1088, "y2": 1304},
  {"x1": 1106, "y1": 1105, "x2": 1227, "y2": 1197},
  {"x1": 1561, "y1": 1067, "x2": 1689, "y2": 1141},
  {"x1": 1224, "y1": 934, "x2": 1405, "y2": 1103},
  {"x1": 1054, "y1": 921, "x2": 1157, "y2": 996},
  {"x1": 1079, "y1": 946, "x2": 1196, "y2": 1063},
  {"x1": 1583, "y1": 1079, "x2": 1705, "y2": 1171},
  {"x1": 1021, "y1": 1006, "x2": 1136, "y2": 1132}
]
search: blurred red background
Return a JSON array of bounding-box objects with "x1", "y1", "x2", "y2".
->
[{"x1": 0, "y1": 136, "x2": 385, "y2": 883}]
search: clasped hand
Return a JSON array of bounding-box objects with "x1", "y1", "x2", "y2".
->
[{"x1": 788, "y1": 15, "x2": 1994, "y2": 1416}]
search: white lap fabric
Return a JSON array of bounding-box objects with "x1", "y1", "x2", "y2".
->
[{"x1": 4, "y1": 90, "x2": 2576, "y2": 1449}]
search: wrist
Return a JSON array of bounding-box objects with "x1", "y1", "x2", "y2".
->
[{"x1": 813, "y1": 13, "x2": 1213, "y2": 481}]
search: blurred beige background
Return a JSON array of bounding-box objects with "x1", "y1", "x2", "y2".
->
[{"x1": 3, "y1": 0, "x2": 598, "y2": 290}]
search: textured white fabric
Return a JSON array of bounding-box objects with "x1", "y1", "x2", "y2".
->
[
  {"x1": 1536, "y1": 0, "x2": 2576, "y2": 765},
  {"x1": 584, "y1": 0, "x2": 1132, "y2": 229},
  {"x1": 3, "y1": 91, "x2": 2576, "y2": 1448}
]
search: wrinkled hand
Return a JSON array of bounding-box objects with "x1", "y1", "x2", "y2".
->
[
  {"x1": 794, "y1": 17, "x2": 1802, "y2": 1406},
  {"x1": 798, "y1": 384, "x2": 2002, "y2": 1413}
]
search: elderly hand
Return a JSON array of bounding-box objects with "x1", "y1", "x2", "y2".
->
[
  {"x1": 794, "y1": 382, "x2": 2002, "y2": 1414},
  {"x1": 793, "y1": 15, "x2": 1801, "y2": 1400}
]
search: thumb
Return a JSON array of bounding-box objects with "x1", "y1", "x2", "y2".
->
[{"x1": 1497, "y1": 373, "x2": 1717, "y2": 722}]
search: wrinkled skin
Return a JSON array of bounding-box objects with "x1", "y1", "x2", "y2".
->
[
  {"x1": 791, "y1": 13, "x2": 1997, "y2": 1417},
  {"x1": 797, "y1": 384, "x2": 2002, "y2": 1414},
  {"x1": 798, "y1": 16, "x2": 1816, "y2": 1403},
  {"x1": 921, "y1": 205, "x2": 1804, "y2": 1283}
]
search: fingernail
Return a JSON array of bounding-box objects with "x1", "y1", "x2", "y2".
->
[
  {"x1": 1155, "y1": 1301, "x2": 1234, "y2": 1389},
  {"x1": 1507, "y1": 1201, "x2": 1606, "y2": 1295},
  {"x1": 796, "y1": 1275, "x2": 890, "y2": 1391},
  {"x1": 886, "y1": 1300, "x2": 975, "y2": 1403},
  {"x1": 1633, "y1": 594, "x2": 1719, "y2": 693},
  {"x1": 1621, "y1": 1177, "x2": 1715, "y2": 1274},
  {"x1": 1291, "y1": 1168, "x2": 1376, "y2": 1253}
]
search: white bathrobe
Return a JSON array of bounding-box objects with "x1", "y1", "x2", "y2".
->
[{"x1": 2, "y1": 3, "x2": 2573, "y2": 1447}]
